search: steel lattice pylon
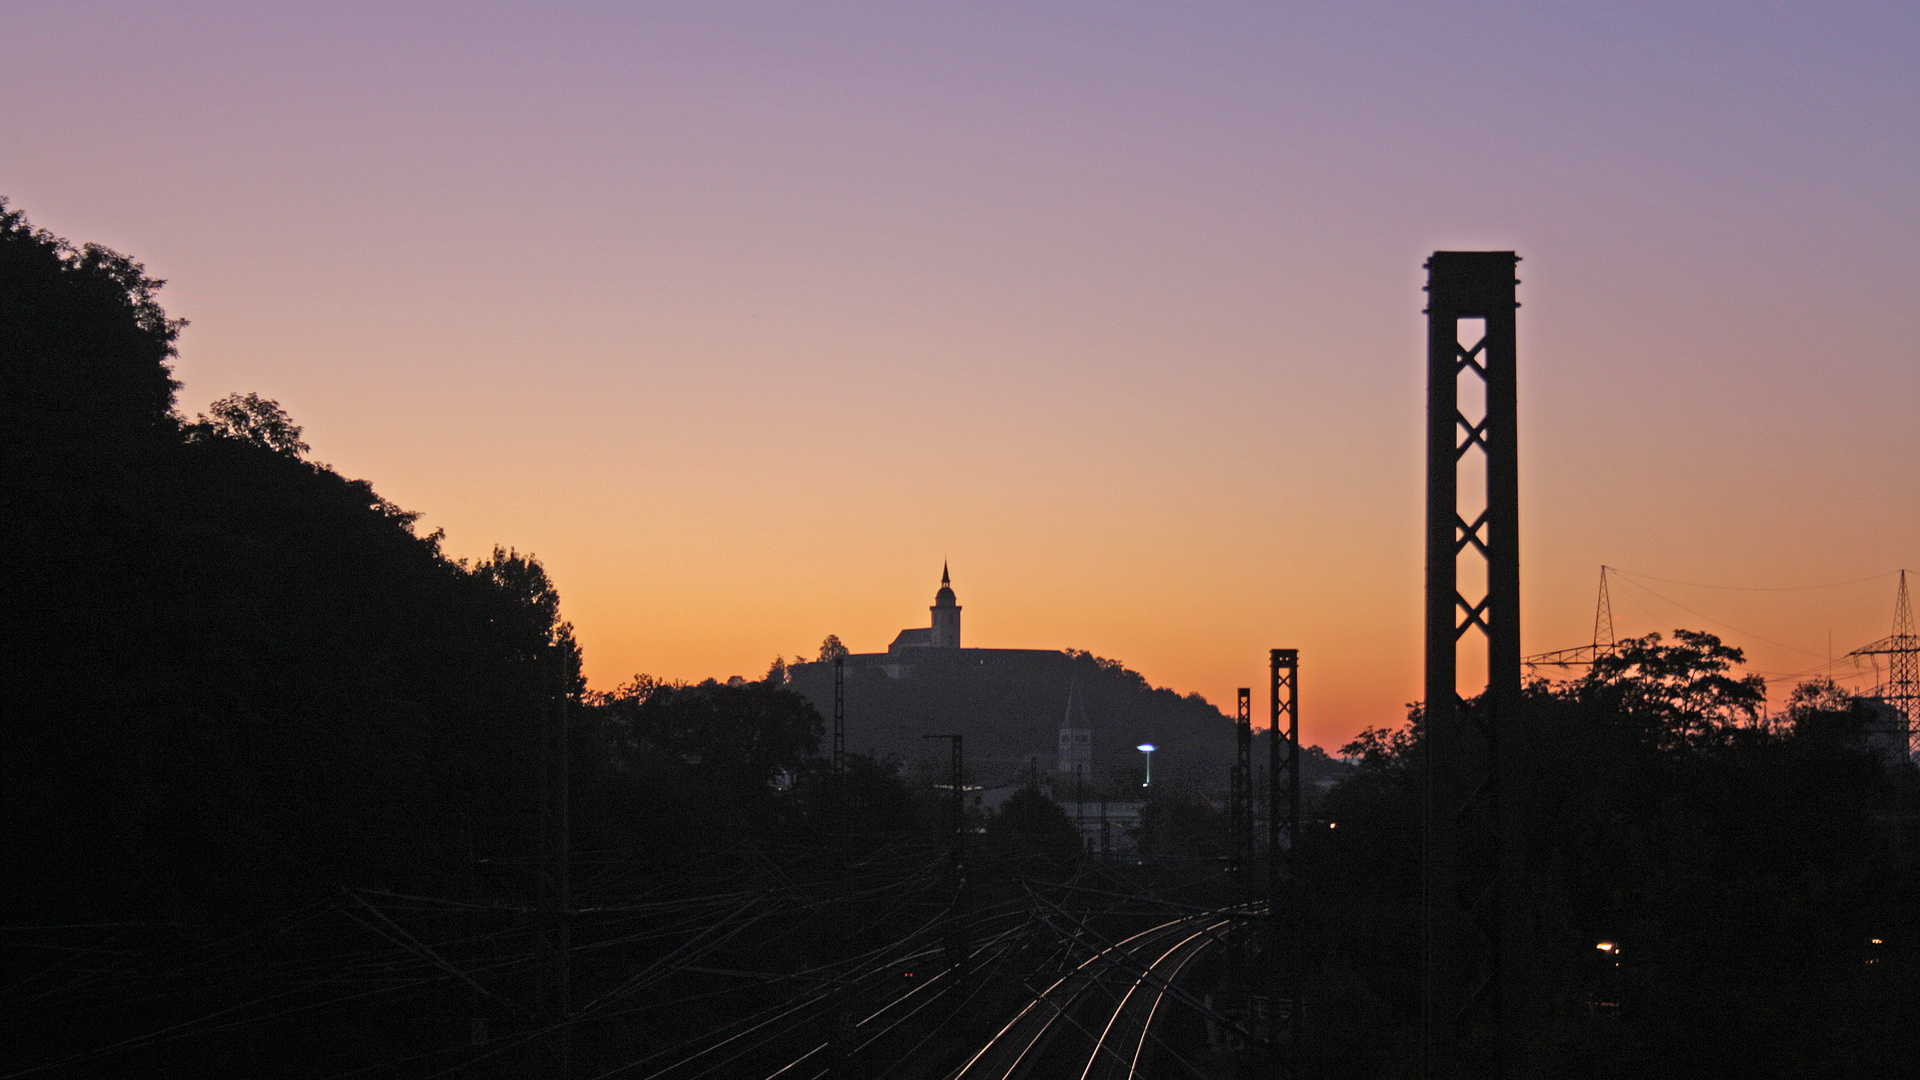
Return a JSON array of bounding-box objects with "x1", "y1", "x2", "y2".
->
[
  {"x1": 1522, "y1": 566, "x2": 1617, "y2": 673},
  {"x1": 1233, "y1": 687, "x2": 1254, "y2": 905},
  {"x1": 1847, "y1": 570, "x2": 1920, "y2": 758},
  {"x1": 1268, "y1": 649, "x2": 1301, "y2": 1074},
  {"x1": 1422, "y1": 252, "x2": 1528, "y2": 1079},
  {"x1": 1592, "y1": 566, "x2": 1615, "y2": 652}
]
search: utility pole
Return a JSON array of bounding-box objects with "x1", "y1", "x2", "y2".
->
[
  {"x1": 1234, "y1": 687, "x2": 1254, "y2": 907},
  {"x1": 832, "y1": 654, "x2": 848, "y2": 851},
  {"x1": 833, "y1": 654, "x2": 846, "y2": 777},
  {"x1": 1074, "y1": 768, "x2": 1085, "y2": 854},
  {"x1": 1422, "y1": 251, "x2": 1526, "y2": 1079},
  {"x1": 827, "y1": 654, "x2": 860, "y2": 1078},
  {"x1": 922, "y1": 734, "x2": 968, "y2": 1011},
  {"x1": 537, "y1": 644, "x2": 572, "y2": 1078}
]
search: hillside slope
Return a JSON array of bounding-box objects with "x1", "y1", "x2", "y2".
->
[{"x1": 787, "y1": 650, "x2": 1236, "y2": 792}]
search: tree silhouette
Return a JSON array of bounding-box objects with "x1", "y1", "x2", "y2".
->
[
  {"x1": 2, "y1": 199, "x2": 580, "y2": 921},
  {"x1": 984, "y1": 785, "x2": 1083, "y2": 866},
  {"x1": 0, "y1": 197, "x2": 181, "y2": 450},
  {"x1": 1302, "y1": 632, "x2": 1919, "y2": 1078},
  {"x1": 817, "y1": 633, "x2": 849, "y2": 663},
  {"x1": 192, "y1": 391, "x2": 310, "y2": 457}
]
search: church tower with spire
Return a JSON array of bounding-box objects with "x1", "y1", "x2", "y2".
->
[{"x1": 930, "y1": 563, "x2": 962, "y2": 649}]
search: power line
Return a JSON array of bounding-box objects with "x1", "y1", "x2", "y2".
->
[
  {"x1": 1609, "y1": 567, "x2": 1901, "y2": 592},
  {"x1": 1608, "y1": 574, "x2": 1834, "y2": 661}
]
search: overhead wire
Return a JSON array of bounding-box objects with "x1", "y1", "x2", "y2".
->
[{"x1": 1608, "y1": 567, "x2": 1901, "y2": 592}]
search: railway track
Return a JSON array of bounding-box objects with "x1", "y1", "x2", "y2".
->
[{"x1": 946, "y1": 913, "x2": 1231, "y2": 1080}]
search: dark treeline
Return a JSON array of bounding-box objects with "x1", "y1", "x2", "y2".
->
[
  {"x1": 3, "y1": 198, "x2": 581, "y2": 922},
  {"x1": 12, "y1": 197, "x2": 1916, "y2": 1076},
  {"x1": 1299, "y1": 631, "x2": 1920, "y2": 1078},
  {"x1": 584, "y1": 673, "x2": 941, "y2": 853},
  {"x1": 0, "y1": 201, "x2": 964, "y2": 1076}
]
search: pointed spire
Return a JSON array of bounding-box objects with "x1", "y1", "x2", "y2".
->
[{"x1": 942, "y1": 561, "x2": 950, "y2": 586}]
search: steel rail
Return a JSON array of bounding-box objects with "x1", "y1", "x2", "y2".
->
[
  {"x1": 947, "y1": 916, "x2": 1205, "y2": 1080},
  {"x1": 1079, "y1": 921, "x2": 1226, "y2": 1080}
]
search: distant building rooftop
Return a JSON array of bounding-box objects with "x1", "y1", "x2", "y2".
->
[{"x1": 889, "y1": 627, "x2": 932, "y2": 651}]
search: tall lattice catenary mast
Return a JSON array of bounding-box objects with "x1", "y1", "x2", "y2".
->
[{"x1": 1422, "y1": 251, "x2": 1529, "y2": 1079}]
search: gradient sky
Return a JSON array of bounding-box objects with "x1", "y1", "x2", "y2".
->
[{"x1": 7, "y1": 2, "x2": 1916, "y2": 748}]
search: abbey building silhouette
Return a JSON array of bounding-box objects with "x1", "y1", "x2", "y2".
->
[
  {"x1": 786, "y1": 564, "x2": 1238, "y2": 795},
  {"x1": 886, "y1": 563, "x2": 963, "y2": 651},
  {"x1": 836, "y1": 565, "x2": 1057, "y2": 679}
]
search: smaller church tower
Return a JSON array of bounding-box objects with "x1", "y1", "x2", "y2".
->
[
  {"x1": 1057, "y1": 684, "x2": 1092, "y2": 788},
  {"x1": 930, "y1": 563, "x2": 961, "y2": 648}
]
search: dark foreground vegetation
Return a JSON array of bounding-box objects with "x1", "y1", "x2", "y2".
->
[
  {"x1": 0, "y1": 198, "x2": 1149, "y2": 1079},
  {"x1": 1298, "y1": 634, "x2": 1920, "y2": 1079},
  {"x1": 6, "y1": 199, "x2": 1917, "y2": 1077}
]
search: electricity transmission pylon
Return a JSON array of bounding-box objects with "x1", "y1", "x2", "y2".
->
[
  {"x1": 1522, "y1": 566, "x2": 1617, "y2": 673},
  {"x1": 1592, "y1": 565, "x2": 1615, "y2": 653},
  {"x1": 1846, "y1": 569, "x2": 1919, "y2": 758}
]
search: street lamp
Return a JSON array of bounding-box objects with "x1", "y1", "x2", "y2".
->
[{"x1": 1136, "y1": 744, "x2": 1155, "y2": 790}]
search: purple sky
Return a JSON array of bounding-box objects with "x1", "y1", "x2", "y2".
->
[{"x1": 8, "y1": 2, "x2": 1916, "y2": 744}]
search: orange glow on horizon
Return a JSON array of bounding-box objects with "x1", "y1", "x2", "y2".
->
[{"x1": 6, "y1": 4, "x2": 1912, "y2": 753}]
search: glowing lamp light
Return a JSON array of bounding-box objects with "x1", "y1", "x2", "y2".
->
[
  {"x1": 1136, "y1": 744, "x2": 1156, "y2": 789},
  {"x1": 1596, "y1": 942, "x2": 1615, "y2": 953}
]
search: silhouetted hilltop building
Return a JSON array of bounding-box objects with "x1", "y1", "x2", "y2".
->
[
  {"x1": 790, "y1": 567, "x2": 1234, "y2": 790},
  {"x1": 855, "y1": 567, "x2": 1058, "y2": 678},
  {"x1": 886, "y1": 562, "x2": 963, "y2": 651}
]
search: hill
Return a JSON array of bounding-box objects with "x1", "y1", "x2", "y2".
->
[{"x1": 787, "y1": 649, "x2": 1237, "y2": 793}]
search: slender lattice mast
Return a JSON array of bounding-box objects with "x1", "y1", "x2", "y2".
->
[{"x1": 1592, "y1": 566, "x2": 1615, "y2": 651}]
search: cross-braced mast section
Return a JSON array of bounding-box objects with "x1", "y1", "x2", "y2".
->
[
  {"x1": 1847, "y1": 569, "x2": 1920, "y2": 758},
  {"x1": 1423, "y1": 251, "x2": 1526, "y2": 1079},
  {"x1": 1592, "y1": 567, "x2": 1616, "y2": 653},
  {"x1": 1233, "y1": 687, "x2": 1254, "y2": 904},
  {"x1": 1269, "y1": 649, "x2": 1301, "y2": 1070}
]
